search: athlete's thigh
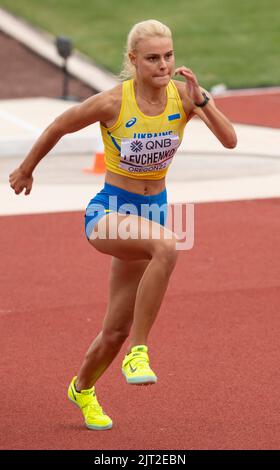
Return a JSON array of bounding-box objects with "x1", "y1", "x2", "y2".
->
[
  {"x1": 89, "y1": 212, "x2": 175, "y2": 261},
  {"x1": 102, "y1": 256, "x2": 149, "y2": 332}
]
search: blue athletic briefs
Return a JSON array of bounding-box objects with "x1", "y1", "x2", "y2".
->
[{"x1": 84, "y1": 182, "x2": 168, "y2": 240}]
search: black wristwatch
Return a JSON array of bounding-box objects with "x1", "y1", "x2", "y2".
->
[{"x1": 194, "y1": 91, "x2": 210, "y2": 108}]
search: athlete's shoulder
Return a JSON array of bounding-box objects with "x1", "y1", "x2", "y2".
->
[
  {"x1": 99, "y1": 83, "x2": 123, "y2": 109},
  {"x1": 88, "y1": 83, "x2": 123, "y2": 125}
]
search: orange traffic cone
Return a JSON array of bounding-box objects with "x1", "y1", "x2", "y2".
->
[{"x1": 83, "y1": 141, "x2": 106, "y2": 174}]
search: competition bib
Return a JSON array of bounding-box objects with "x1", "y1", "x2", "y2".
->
[{"x1": 120, "y1": 134, "x2": 180, "y2": 174}]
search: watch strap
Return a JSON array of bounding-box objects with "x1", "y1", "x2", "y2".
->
[{"x1": 195, "y1": 91, "x2": 210, "y2": 107}]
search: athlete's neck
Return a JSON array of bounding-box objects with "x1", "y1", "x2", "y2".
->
[{"x1": 133, "y1": 78, "x2": 167, "y2": 105}]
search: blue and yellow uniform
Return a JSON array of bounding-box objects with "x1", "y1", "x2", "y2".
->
[{"x1": 85, "y1": 79, "x2": 188, "y2": 240}]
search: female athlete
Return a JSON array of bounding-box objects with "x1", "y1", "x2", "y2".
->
[{"x1": 9, "y1": 19, "x2": 237, "y2": 430}]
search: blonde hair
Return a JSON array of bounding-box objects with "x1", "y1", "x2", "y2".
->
[{"x1": 119, "y1": 19, "x2": 172, "y2": 81}]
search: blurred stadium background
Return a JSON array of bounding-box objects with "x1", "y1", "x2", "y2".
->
[{"x1": 1, "y1": 0, "x2": 279, "y2": 98}]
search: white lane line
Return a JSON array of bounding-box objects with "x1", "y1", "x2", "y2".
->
[
  {"x1": 1, "y1": 175, "x2": 280, "y2": 216},
  {"x1": 0, "y1": 109, "x2": 42, "y2": 134}
]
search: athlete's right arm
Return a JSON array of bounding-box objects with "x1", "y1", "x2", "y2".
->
[{"x1": 9, "y1": 88, "x2": 119, "y2": 195}]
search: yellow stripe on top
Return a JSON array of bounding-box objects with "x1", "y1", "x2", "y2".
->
[{"x1": 100, "y1": 79, "x2": 188, "y2": 180}]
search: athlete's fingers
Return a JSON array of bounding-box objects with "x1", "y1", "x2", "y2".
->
[
  {"x1": 25, "y1": 184, "x2": 32, "y2": 195},
  {"x1": 175, "y1": 66, "x2": 196, "y2": 75},
  {"x1": 180, "y1": 70, "x2": 197, "y2": 79},
  {"x1": 175, "y1": 65, "x2": 189, "y2": 71},
  {"x1": 175, "y1": 68, "x2": 197, "y2": 83},
  {"x1": 10, "y1": 180, "x2": 20, "y2": 192},
  {"x1": 175, "y1": 66, "x2": 193, "y2": 75},
  {"x1": 14, "y1": 181, "x2": 27, "y2": 194},
  {"x1": 10, "y1": 179, "x2": 19, "y2": 190},
  {"x1": 14, "y1": 187, "x2": 23, "y2": 195}
]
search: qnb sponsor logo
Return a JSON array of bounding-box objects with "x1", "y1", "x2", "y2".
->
[
  {"x1": 129, "y1": 137, "x2": 172, "y2": 152},
  {"x1": 125, "y1": 117, "x2": 137, "y2": 128},
  {"x1": 87, "y1": 196, "x2": 194, "y2": 251},
  {"x1": 130, "y1": 140, "x2": 143, "y2": 152}
]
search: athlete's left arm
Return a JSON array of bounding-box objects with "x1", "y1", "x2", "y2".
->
[
  {"x1": 194, "y1": 87, "x2": 237, "y2": 149},
  {"x1": 175, "y1": 66, "x2": 237, "y2": 149}
]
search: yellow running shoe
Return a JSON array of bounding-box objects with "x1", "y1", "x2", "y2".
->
[
  {"x1": 67, "y1": 376, "x2": 112, "y2": 430},
  {"x1": 122, "y1": 345, "x2": 157, "y2": 385}
]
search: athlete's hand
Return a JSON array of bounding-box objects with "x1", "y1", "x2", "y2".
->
[
  {"x1": 175, "y1": 66, "x2": 204, "y2": 105},
  {"x1": 9, "y1": 167, "x2": 33, "y2": 195}
]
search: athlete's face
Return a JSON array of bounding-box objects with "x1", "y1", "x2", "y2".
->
[{"x1": 130, "y1": 36, "x2": 175, "y2": 87}]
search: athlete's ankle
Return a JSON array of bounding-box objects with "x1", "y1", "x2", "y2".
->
[
  {"x1": 75, "y1": 377, "x2": 94, "y2": 393},
  {"x1": 127, "y1": 342, "x2": 148, "y2": 353}
]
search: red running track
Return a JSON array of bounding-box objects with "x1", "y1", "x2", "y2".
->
[
  {"x1": 215, "y1": 90, "x2": 280, "y2": 129},
  {"x1": 1, "y1": 198, "x2": 280, "y2": 450}
]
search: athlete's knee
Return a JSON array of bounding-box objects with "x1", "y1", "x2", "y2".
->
[
  {"x1": 153, "y1": 236, "x2": 178, "y2": 270},
  {"x1": 102, "y1": 326, "x2": 130, "y2": 347}
]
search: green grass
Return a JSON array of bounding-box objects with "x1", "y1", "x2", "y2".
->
[{"x1": 1, "y1": 0, "x2": 279, "y2": 89}]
